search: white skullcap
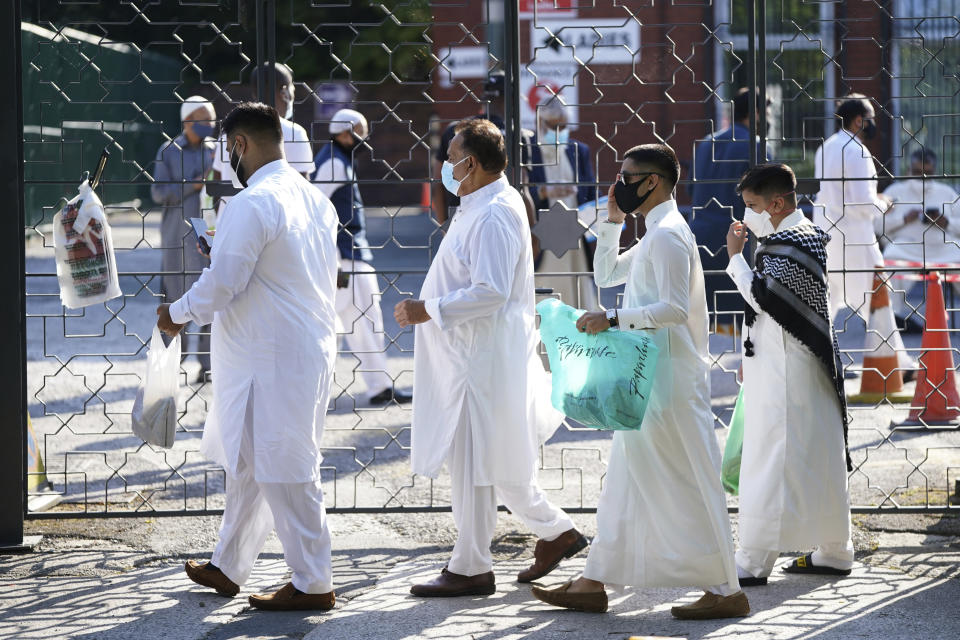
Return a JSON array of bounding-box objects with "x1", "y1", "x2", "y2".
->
[
  {"x1": 180, "y1": 96, "x2": 215, "y2": 122},
  {"x1": 538, "y1": 96, "x2": 567, "y2": 122},
  {"x1": 329, "y1": 108, "x2": 367, "y2": 135}
]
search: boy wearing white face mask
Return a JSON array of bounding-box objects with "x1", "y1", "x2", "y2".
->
[{"x1": 726, "y1": 163, "x2": 854, "y2": 586}]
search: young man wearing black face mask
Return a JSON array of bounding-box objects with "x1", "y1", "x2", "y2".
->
[
  {"x1": 812, "y1": 95, "x2": 912, "y2": 374},
  {"x1": 533, "y1": 145, "x2": 747, "y2": 619}
]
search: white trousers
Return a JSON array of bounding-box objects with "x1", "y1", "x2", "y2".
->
[
  {"x1": 335, "y1": 258, "x2": 391, "y2": 394},
  {"x1": 447, "y1": 421, "x2": 575, "y2": 577},
  {"x1": 736, "y1": 539, "x2": 854, "y2": 579},
  {"x1": 210, "y1": 396, "x2": 333, "y2": 594}
]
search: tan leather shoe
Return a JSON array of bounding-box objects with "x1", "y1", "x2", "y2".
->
[
  {"x1": 518, "y1": 528, "x2": 589, "y2": 583},
  {"x1": 248, "y1": 582, "x2": 335, "y2": 611},
  {"x1": 409, "y1": 568, "x2": 495, "y2": 597},
  {"x1": 531, "y1": 581, "x2": 608, "y2": 613},
  {"x1": 671, "y1": 591, "x2": 750, "y2": 620},
  {"x1": 184, "y1": 560, "x2": 239, "y2": 597}
]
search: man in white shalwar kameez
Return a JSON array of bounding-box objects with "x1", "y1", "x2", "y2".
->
[
  {"x1": 157, "y1": 102, "x2": 341, "y2": 611},
  {"x1": 725, "y1": 163, "x2": 854, "y2": 586},
  {"x1": 532, "y1": 144, "x2": 748, "y2": 619},
  {"x1": 394, "y1": 119, "x2": 586, "y2": 597}
]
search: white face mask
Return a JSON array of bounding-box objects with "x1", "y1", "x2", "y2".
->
[
  {"x1": 441, "y1": 156, "x2": 472, "y2": 196},
  {"x1": 743, "y1": 209, "x2": 775, "y2": 238}
]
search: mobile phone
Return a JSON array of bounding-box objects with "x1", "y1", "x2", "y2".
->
[{"x1": 189, "y1": 217, "x2": 212, "y2": 255}]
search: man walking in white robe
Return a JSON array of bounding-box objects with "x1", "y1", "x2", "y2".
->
[
  {"x1": 157, "y1": 102, "x2": 341, "y2": 611},
  {"x1": 532, "y1": 144, "x2": 747, "y2": 619},
  {"x1": 394, "y1": 119, "x2": 586, "y2": 597},
  {"x1": 726, "y1": 163, "x2": 854, "y2": 585}
]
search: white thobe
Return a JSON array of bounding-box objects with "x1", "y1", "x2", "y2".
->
[
  {"x1": 582, "y1": 200, "x2": 739, "y2": 591},
  {"x1": 411, "y1": 176, "x2": 573, "y2": 575},
  {"x1": 170, "y1": 159, "x2": 340, "y2": 593},
  {"x1": 813, "y1": 129, "x2": 889, "y2": 319},
  {"x1": 726, "y1": 212, "x2": 853, "y2": 578}
]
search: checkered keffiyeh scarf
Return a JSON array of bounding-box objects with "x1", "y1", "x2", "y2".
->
[{"x1": 744, "y1": 222, "x2": 851, "y2": 470}]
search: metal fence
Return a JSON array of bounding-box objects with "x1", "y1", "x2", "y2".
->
[{"x1": 5, "y1": 0, "x2": 959, "y2": 531}]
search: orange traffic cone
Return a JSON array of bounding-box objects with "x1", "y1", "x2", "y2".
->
[
  {"x1": 849, "y1": 273, "x2": 911, "y2": 403},
  {"x1": 898, "y1": 272, "x2": 960, "y2": 426},
  {"x1": 421, "y1": 181, "x2": 431, "y2": 214}
]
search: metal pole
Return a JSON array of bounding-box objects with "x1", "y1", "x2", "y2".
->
[
  {"x1": 503, "y1": 0, "x2": 523, "y2": 187},
  {"x1": 255, "y1": 0, "x2": 266, "y2": 102},
  {"x1": 0, "y1": 0, "x2": 28, "y2": 549},
  {"x1": 266, "y1": 0, "x2": 277, "y2": 106},
  {"x1": 757, "y1": 0, "x2": 767, "y2": 162},
  {"x1": 747, "y1": 0, "x2": 757, "y2": 167}
]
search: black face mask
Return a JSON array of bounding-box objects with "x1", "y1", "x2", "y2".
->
[
  {"x1": 862, "y1": 119, "x2": 877, "y2": 140},
  {"x1": 230, "y1": 140, "x2": 247, "y2": 187},
  {"x1": 614, "y1": 177, "x2": 656, "y2": 214}
]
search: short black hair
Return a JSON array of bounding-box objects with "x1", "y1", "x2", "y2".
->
[
  {"x1": 249, "y1": 62, "x2": 293, "y2": 91},
  {"x1": 455, "y1": 118, "x2": 508, "y2": 173},
  {"x1": 623, "y1": 143, "x2": 680, "y2": 188},
  {"x1": 836, "y1": 94, "x2": 873, "y2": 129},
  {"x1": 736, "y1": 162, "x2": 797, "y2": 205},
  {"x1": 911, "y1": 148, "x2": 937, "y2": 166},
  {"x1": 222, "y1": 102, "x2": 283, "y2": 144},
  {"x1": 733, "y1": 87, "x2": 768, "y2": 122}
]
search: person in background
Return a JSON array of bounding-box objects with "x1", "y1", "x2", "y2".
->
[
  {"x1": 159, "y1": 102, "x2": 341, "y2": 611},
  {"x1": 726, "y1": 163, "x2": 853, "y2": 588},
  {"x1": 813, "y1": 94, "x2": 912, "y2": 373},
  {"x1": 532, "y1": 144, "x2": 746, "y2": 619},
  {"x1": 312, "y1": 108, "x2": 412, "y2": 405},
  {"x1": 877, "y1": 149, "x2": 960, "y2": 332},
  {"x1": 528, "y1": 96, "x2": 598, "y2": 310},
  {"x1": 690, "y1": 88, "x2": 771, "y2": 335},
  {"x1": 150, "y1": 95, "x2": 216, "y2": 383},
  {"x1": 395, "y1": 119, "x2": 586, "y2": 598},
  {"x1": 212, "y1": 62, "x2": 314, "y2": 213}
]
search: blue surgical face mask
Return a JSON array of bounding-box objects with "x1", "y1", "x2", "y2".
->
[
  {"x1": 542, "y1": 128, "x2": 569, "y2": 145},
  {"x1": 441, "y1": 156, "x2": 473, "y2": 196},
  {"x1": 191, "y1": 122, "x2": 215, "y2": 139}
]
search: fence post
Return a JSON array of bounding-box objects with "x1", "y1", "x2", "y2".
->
[
  {"x1": 503, "y1": 0, "x2": 523, "y2": 188},
  {"x1": 0, "y1": 0, "x2": 30, "y2": 550}
]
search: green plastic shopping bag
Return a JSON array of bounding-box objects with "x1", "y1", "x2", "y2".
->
[
  {"x1": 537, "y1": 298, "x2": 659, "y2": 430},
  {"x1": 721, "y1": 386, "x2": 745, "y2": 495}
]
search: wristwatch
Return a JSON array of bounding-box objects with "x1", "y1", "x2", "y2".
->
[{"x1": 606, "y1": 309, "x2": 619, "y2": 328}]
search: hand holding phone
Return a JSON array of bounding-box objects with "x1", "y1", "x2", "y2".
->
[{"x1": 189, "y1": 217, "x2": 212, "y2": 257}]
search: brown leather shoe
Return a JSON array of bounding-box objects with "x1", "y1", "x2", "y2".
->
[
  {"x1": 409, "y1": 568, "x2": 495, "y2": 597},
  {"x1": 248, "y1": 582, "x2": 336, "y2": 611},
  {"x1": 517, "y1": 528, "x2": 589, "y2": 583},
  {"x1": 184, "y1": 560, "x2": 239, "y2": 597},
  {"x1": 671, "y1": 591, "x2": 750, "y2": 620},
  {"x1": 531, "y1": 580, "x2": 608, "y2": 613}
]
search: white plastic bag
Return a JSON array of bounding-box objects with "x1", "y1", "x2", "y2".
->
[
  {"x1": 52, "y1": 180, "x2": 122, "y2": 309},
  {"x1": 132, "y1": 326, "x2": 181, "y2": 448}
]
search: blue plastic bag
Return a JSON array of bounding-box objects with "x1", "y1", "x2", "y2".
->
[{"x1": 537, "y1": 298, "x2": 659, "y2": 430}]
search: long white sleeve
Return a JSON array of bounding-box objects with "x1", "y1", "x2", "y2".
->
[
  {"x1": 616, "y1": 228, "x2": 691, "y2": 330},
  {"x1": 592, "y1": 221, "x2": 640, "y2": 288},
  {"x1": 425, "y1": 209, "x2": 521, "y2": 330},
  {"x1": 169, "y1": 198, "x2": 276, "y2": 326},
  {"x1": 725, "y1": 252, "x2": 762, "y2": 314},
  {"x1": 840, "y1": 144, "x2": 886, "y2": 221}
]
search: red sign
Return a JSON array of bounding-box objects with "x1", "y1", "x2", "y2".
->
[{"x1": 519, "y1": 0, "x2": 576, "y2": 17}]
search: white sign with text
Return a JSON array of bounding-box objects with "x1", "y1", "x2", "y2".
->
[{"x1": 530, "y1": 18, "x2": 640, "y2": 66}]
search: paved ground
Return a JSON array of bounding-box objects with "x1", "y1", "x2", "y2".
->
[{"x1": 3, "y1": 511, "x2": 959, "y2": 639}]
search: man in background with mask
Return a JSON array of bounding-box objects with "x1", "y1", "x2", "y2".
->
[
  {"x1": 877, "y1": 149, "x2": 960, "y2": 331},
  {"x1": 394, "y1": 119, "x2": 586, "y2": 598},
  {"x1": 312, "y1": 108, "x2": 412, "y2": 405},
  {"x1": 212, "y1": 63, "x2": 315, "y2": 213},
  {"x1": 726, "y1": 163, "x2": 854, "y2": 587},
  {"x1": 158, "y1": 102, "x2": 341, "y2": 611},
  {"x1": 690, "y1": 87, "x2": 772, "y2": 335},
  {"x1": 533, "y1": 144, "x2": 746, "y2": 619},
  {"x1": 151, "y1": 95, "x2": 216, "y2": 383},
  {"x1": 813, "y1": 94, "x2": 912, "y2": 375}
]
